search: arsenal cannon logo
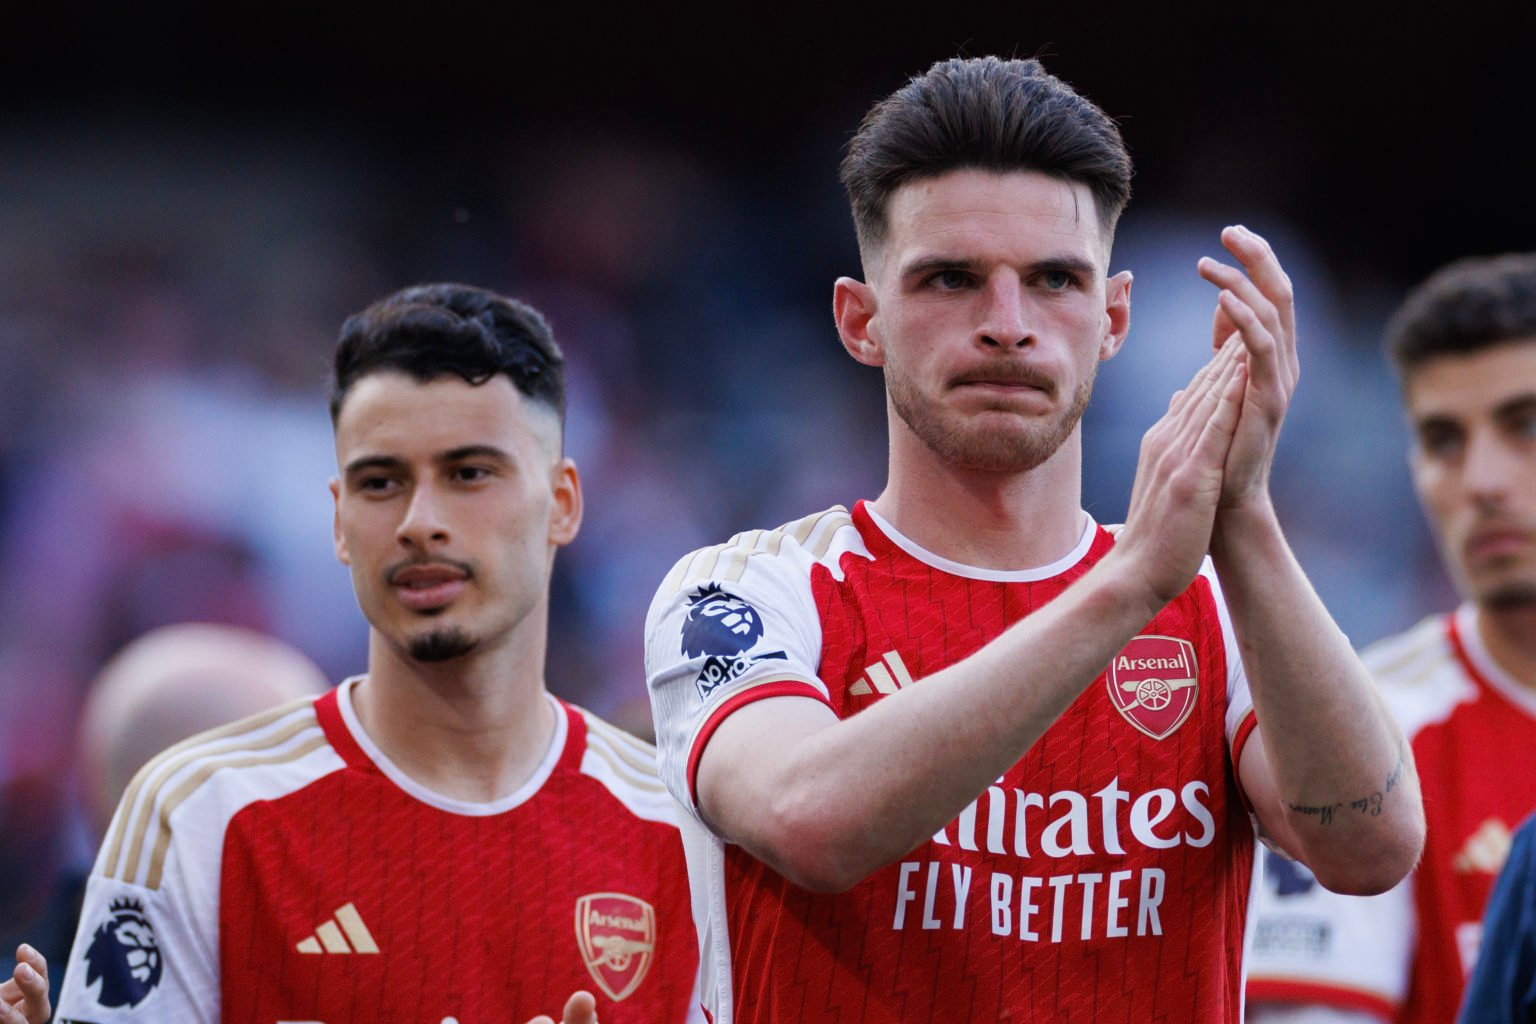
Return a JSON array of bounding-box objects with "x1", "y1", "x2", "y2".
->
[
  {"x1": 575, "y1": 892, "x2": 657, "y2": 1001},
  {"x1": 1106, "y1": 634, "x2": 1199, "y2": 740}
]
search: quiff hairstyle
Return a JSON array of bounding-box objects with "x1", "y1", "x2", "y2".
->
[
  {"x1": 329, "y1": 282, "x2": 565, "y2": 426},
  {"x1": 840, "y1": 56, "x2": 1133, "y2": 259},
  {"x1": 1386, "y1": 253, "x2": 1536, "y2": 375}
]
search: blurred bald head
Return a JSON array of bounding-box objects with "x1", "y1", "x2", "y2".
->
[{"x1": 79, "y1": 624, "x2": 330, "y2": 835}]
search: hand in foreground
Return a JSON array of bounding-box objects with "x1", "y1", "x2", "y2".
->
[
  {"x1": 1116, "y1": 332, "x2": 1248, "y2": 606},
  {"x1": 525, "y1": 989, "x2": 598, "y2": 1024},
  {"x1": 0, "y1": 945, "x2": 49, "y2": 1024},
  {"x1": 1197, "y1": 224, "x2": 1300, "y2": 511}
]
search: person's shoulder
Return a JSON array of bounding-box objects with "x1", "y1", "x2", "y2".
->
[
  {"x1": 1358, "y1": 612, "x2": 1474, "y2": 733},
  {"x1": 97, "y1": 694, "x2": 339, "y2": 889},
  {"x1": 566, "y1": 703, "x2": 680, "y2": 829},
  {"x1": 1359, "y1": 612, "x2": 1453, "y2": 680},
  {"x1": 655, "y1": 505, "x2": 863, "y2": 598}
]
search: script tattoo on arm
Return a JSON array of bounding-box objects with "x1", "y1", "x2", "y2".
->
[{"x1": 1286, "y1": 753, "x2": 1407, "y2": 827}]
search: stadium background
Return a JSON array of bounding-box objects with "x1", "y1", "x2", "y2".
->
[{"x1": 2, "y1": 0, "x2": 1533, "y2": 952}]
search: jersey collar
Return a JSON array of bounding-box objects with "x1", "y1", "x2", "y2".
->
[
  {"x1": 856, "y1": 500, "x2": 1100, "y2": 582},
  {"x1": 329, "y1": 676, "x2": 572, "y2": 816}
]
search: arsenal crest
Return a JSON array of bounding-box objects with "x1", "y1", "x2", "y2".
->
[
  {"x1": 1106, "y1": 634, "x2": 1199, "y2": 740},
  {"x1": 574, "y1": 892, "x2": 656, "y2": 1001}
]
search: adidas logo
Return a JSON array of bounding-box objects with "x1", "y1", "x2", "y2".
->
[
  {"x1": 295, "y1": 902, "x2": 380, "y2": 955},
  {"x1": 848, "y1": 651, "x2": 915, "y2": 696},
  {"x1": 1453, "y1": 818, "x2": 1513, "y2": 875}
]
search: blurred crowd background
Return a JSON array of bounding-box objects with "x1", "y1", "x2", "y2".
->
[{"x1": 2, "y1": 0, "x2": 1532, "y2": 957}]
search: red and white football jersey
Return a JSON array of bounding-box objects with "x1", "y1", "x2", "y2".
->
[
  {"x1": 645, "y1": 502, "x2": 1260, "y2": 1023},
  {"x1": 55, "y1": 679, "x2": 703, "y2": 1024},
  {"x1": 1247, "y1": 604, "x2": 1536, "y2": 1023}
]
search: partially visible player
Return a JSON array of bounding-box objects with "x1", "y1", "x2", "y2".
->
[
  {"x1": 1248, "y1": 253, "x2": 1536, "y2": 1023},
  {"x1": 79, "y1": 623, "x2": 331, "y2": 837},
  {"x1": 1460, "y1": 811, "x2": 1536, "y2": 1022},
  {"x1": 1456, "y1": 810, "x2": 1536, "y2": 1019},
  {"x1": 54, "y1": 284, "x2": 702, "y2": 1023},
  {"x1": 21, "y1": 624, "x2": 329, "y2": 1001},
  {"x1": 646, "y1": 56, "x2": 1422, "y2": 1023}
]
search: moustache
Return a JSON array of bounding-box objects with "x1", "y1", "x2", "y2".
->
[{"x1": 949, "y1": 364, "x2": 1058, "y2": 395}]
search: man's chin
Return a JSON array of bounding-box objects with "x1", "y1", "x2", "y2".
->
[
  {"x1": 920, "y1": 419, "x2": 1075, "y2": 473},
  {"x1": 407, "y1": 627, "x2": 478, "y2": 663},
  {"x1": 1480, "y1": 583, "x2": 1536, "y2": 612}
]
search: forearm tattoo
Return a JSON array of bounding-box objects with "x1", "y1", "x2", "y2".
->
[{"x1": 1285, "y1": 753, "x2": 1406, "y2": 827}]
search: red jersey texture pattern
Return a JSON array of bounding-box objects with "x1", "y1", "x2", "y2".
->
[
  {"x1": 1247, "y1": 605, "x2": 1536, "y2": 1024},
  {"x1": 55, "y1": 680, "x2": 702, "y2": 1024},
  {"x1": 645, "y1": 502, "x2": 1259, "y2": 1024}
]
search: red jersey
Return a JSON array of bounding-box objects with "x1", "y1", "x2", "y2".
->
[
  {"x1": 56, "y1": 679, "x2": 703, "y2": 1024},
  {"x1": 1248, "y1": 605, "x2": 1536, "y2": 1023},
  {"x1": 646, "y1": 502, "x2": 1259, "y2": 1023}
]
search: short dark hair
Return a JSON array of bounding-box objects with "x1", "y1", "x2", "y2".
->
[
  {"x1": 329, "y1": 283, "x2": 565, "y2": 424},
  {"x1": 1386, "y1": 253, "x2": 1536, "y2": 374},
  {"x1": 840, "y1": 56, "x2": 1133, "y2": 257}
]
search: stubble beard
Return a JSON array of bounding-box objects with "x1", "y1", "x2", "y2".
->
[
  {"x1": 888, "y1": 367, "x2": 1096, "y2": 473},
  {"x1": 408, "y1": 627, "x2": 479, "y2": 662},
  {"x1": 1478, "y1": 577, "x2": 1536, "y2": 611}
]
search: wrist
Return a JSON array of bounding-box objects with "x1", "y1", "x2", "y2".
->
[
  {"x1": 1211, "y1": 494, "x2": 1282, "y2": 562},
  {"x1": 1087, "y1": 547, "x2": 1176, "y2": 628}
]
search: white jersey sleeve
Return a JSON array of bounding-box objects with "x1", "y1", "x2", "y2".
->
[
  {"x1": 55, "y1": 794, "x2": 220, "y2": 1023},
  {"x1": 55, "y1": 696, "x2": 337, "y2": 1023},
  {"x1": 644, "y1": 507, "x2": 864, "y2": 818},
  {"x1": 1199, "y1": 558, "x2": 1255, "y2": 751}
]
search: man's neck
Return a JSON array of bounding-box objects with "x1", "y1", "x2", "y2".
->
[
  {"x1": 871, "y1": 423, "x2": 1086, "y2": 570},
  {"x1": 351, "y1": 628, "x2": 557, "y2": 804},
  {"x1": 1477, "y1": 603, "x2": 1536, "y2": 692}
]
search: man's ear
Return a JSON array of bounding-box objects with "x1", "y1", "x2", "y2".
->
[
  {"x1": 834, "y1": 277, "x2": 884, "y2": 367},
  {"x1": 548, "y1": 458, "x2": 583, "y2": 548},
  {"x1": 330, "y1": 478, "x2": 350, "y2": 565},
  {"x1": 1099, "y1": 270, "x2": 1133, "y2": 361}
]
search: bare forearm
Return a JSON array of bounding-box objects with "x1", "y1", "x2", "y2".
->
[
  {"x1": 700, "y1": 554, "x2": 1164, "y2": 891},
  {"x1": 1213, "y1": 501, "x2": 1424, "y2": 891}
]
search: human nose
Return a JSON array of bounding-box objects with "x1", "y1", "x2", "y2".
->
[
  {"x1": 396, "y1": 481, "x2": 450, "y2": 548},
  {"x1": 1461, "y1": 430, "x2": 1514, "y2": 508},
  {"x1": 975, "y1": 274, "x2": 1032, "y2": 349}
]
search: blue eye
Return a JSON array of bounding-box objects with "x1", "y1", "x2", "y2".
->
[
  {"x1": 1042, "y1": 270, "x2": 1075, "y2": 290},
  {"x1": 932, "y1": 269, "x2": 969, "y2": 290}
]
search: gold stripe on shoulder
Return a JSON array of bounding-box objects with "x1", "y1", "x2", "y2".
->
[
  {"x1": 805, "y1": 507, "x2": 853, "y2": 560},
  {"x1": 142, "y1": 732, "x2": 331, "y2": 891},
  {"x1": 661, "y1": 550, "x2": 695, "y2": 595},
  {"x1": 675, "y1": 506, "x2": 852, "y2": 591},
  {"x1": 114, "y1": 709, "x2": 321, "y2": 885},
  {"x1": 716, "y1": 546, "x2": 751, "y2": 585},
  {"x1": 1363, "y1": 622, "x2": 1446, "y2": 684},
  {"x1": 585, "y1": 742, "x2": 668, "y2": 795},
  {"x1": 580, "y1": 709, "x2": 658, "y2": 755},
  {"x1": 582, "y1": 717, "x2": 660, "y2": 778},
  {"x1": 104, "y1": 696, "x2": 317, "y2": 881}
]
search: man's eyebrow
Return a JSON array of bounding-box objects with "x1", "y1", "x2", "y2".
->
[
  {"x1": 1029, "y1": 256, "x2": 1098, "y2": 277},
  {"x1": 344, "y1": 454, "x2": 405, "y2": 477},
  {"x1": 1412, "y1": 413, "x2": 1459, "y2": 432},
  {"x1": 438, "y1": 444, "x2": 513, "y2": 464},
  {"x1": 1493, "y1": 393, "x2": 1536, "y2": 419},
  {"x1": 899, "y1": 255, "x2": 980, "y2": 279},
  {"x1": 898, "y1": 254, "x2": 1099, "y2": 279}
]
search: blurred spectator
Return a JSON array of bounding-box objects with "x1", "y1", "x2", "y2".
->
[{"x1": 3, "y1": 623, "x2": 328, "y2": 998}]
